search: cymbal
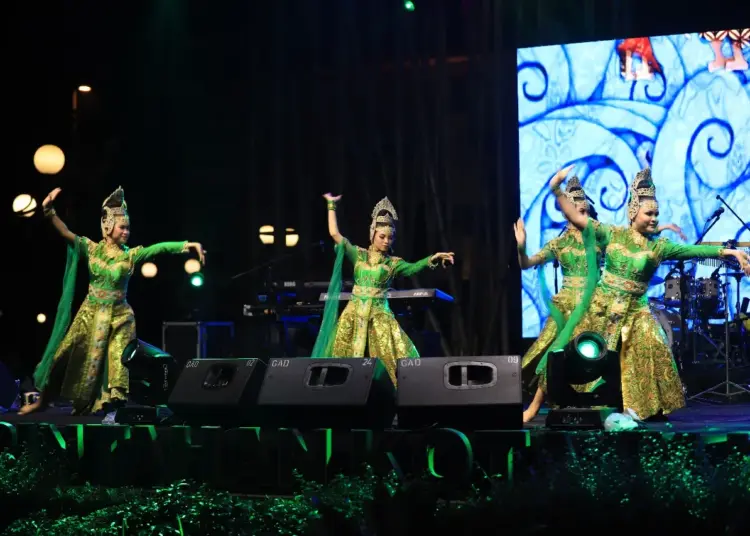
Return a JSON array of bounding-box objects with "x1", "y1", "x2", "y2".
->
[
  {"x1": 722, "y1": 272, "x2": 747, "y2": 277},
  {"x1": 650, "y1": 275, "x2": 664, "y2": 285},
  {"x1": 700, "y1": 242, "x2": 750, "y2": 247}
]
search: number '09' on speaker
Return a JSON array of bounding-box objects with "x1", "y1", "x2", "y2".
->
[{"x1": 396, "y1": 356, "x2": 522, "y2": 430}]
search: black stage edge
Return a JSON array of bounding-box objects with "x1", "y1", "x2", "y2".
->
[{"x1": 1, "y1": 404, "x2": 749, "y2": 495}]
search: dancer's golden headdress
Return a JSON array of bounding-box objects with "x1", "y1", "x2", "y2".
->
[
  {"x1": 101, "y1": 186, "x2": 129, "y2": 237},
  {"x1": 564, "y1": 176, "x2": 588, "y2": 209},
  {"x1": 627, "y1": 167, "x2": 657, "y2": 222},
  {"x1": 370, "y1": 196, "x2": 398, "y2": 241}
]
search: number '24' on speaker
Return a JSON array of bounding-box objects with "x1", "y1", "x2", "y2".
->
[
  {"x1": 396, "y1": 356, "x2": 522, "y2": 430},
  {"x1": 256, "y1": 357, "x2": 396, "y2": 429}
]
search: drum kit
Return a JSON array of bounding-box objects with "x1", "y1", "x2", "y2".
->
[{"x1": 649, "y1": 241, "x2": 750, "y2": 401}]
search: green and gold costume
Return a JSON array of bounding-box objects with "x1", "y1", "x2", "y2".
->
[
  {"x1": 34, "y1": 187, "x2": 189, "y2": 414},
  {"x1": 522, "y1": 177, "x2": 601, "y2": 391},
  {"x1": 312, "y1": 197, "x2": 435, "y2": 385},
  {"x1": 521, "y1": 226, "x2": 601, "y2": 390},
  {"x1": 551, "y1": 168, "x2": 724, "y2": 420},
  {"x1": 569, "y1": 221, "x2": 721, "y2": 419}
]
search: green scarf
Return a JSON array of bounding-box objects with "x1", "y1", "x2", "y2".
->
[
  {"x1": 535, "y1": 219, "x2": 599, "y2": 375},
  {"x1": 33, "y1": 242, "x2": 80, "y2": 390},
  {"x1": 310, "y1": 241, "x2": 346, "y2": 358}
]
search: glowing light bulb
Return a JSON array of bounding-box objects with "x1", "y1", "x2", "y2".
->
[
  {"x1": 141, "y1": 262, "x2": 158, "y2": 278},
  {"x1": 184, "y1": 258, "x2": 201, "y2": 274},
  {"x1": 33, "y1": 145, "x2": 66, "y2": 175}
]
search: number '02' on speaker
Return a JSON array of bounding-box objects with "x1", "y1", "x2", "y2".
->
[
  {"x1": 256, "y1": 358, "x2": 396, "y2": 429},
  {"x1": 167, "y1": 358, "x2": 266, "y2": 425},
  {"x1": 396, "y1": 356, "x2": 522, "y2": 430}
]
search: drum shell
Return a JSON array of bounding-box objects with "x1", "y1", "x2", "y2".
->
[
  {"x1": 695, "y1": 277, "x2": 722, "y2": 317},
  {"x1": 664, "y1": 276, "x2": 688, "y2": 306},
  {"x1": 650, "y1": 304, "x2": 682, "y2": 348}
]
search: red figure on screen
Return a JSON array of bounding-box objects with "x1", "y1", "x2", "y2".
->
[
  {"x1": 699, "y1": 29, "x2": 749, "y2": 72},
  {"x1": 618, "y1": 37, "x2": 662, "y2": 81}
]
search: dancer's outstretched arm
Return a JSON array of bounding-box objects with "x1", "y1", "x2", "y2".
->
[
  {"x1": 322, "y1": 192, "x2": 359, "y2": 263},
  {"x1": 42, "y1": 188, "x2": 76, "y2": 243}
]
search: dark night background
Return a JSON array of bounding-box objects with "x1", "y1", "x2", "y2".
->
[{"x1": 3, "y1": 0, "x2": 748, "y2": 380}]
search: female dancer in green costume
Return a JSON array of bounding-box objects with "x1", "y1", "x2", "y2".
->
[
  {"x1": 312, "y1": 193, "x2": 455, "y2": 385},
  {"x1": 20, "y1": 186, "x2": 206, "y2": 415},
  {"x1": 550, "y1": 165, "x2": 750, "y2": 420},
  {"x1": 518, "y1": 177, "x2": 685, "y2": 422}
]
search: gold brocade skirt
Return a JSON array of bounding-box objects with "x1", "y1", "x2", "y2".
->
[
  {"x1": 328, "y1": 297, "x2": 419, "y2": 385},
  {"x1": 46, "y1": 297, "x2": 135, "y2": 415},
  {"x1": 521, "y1": 285, "x2": 583, "y2": 392},
  {"x1": 571, "y1": 285, "x2": 685, "y2": 420}
]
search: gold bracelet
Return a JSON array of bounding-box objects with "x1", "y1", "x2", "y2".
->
[
  {"x1": 551, "y1": 185, "x2": 563, "y2": 197},
  {"x1": 326, "y1": 200, "x2": 337, "y2": 211},
  {"x1": 43, "y1": 207, "x2": 56, "y2": 218}
]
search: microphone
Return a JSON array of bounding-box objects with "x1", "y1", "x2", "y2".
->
[{"x1": 709, "y1": 207, "x2": 724, "y2": 220}]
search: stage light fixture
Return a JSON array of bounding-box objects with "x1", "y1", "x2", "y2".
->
[
  {"x1": 259, "y1": 225, "x2": 274, "y2": 245},
  {"x1": 77, "y1": 85, "x2": 92, "y2": 92},
  {"x1": 545, "y1": 331, "x2": 621, "y2": 429},
  {"x1": 141, "y1": 262, "x2": 158, "y2": 278},
  {"x1": 12, "y1": 194, "x2": 37, "y2": 218},
  {"x1": 564, "y1": 332, "x2": 610, "y2": 383},
  {"x1": 285, "y1": 228, "x2": 299, "y2": 247},
  {"x1": 190, "y1": 273, "x2": 204, "y2": 287},
  {"x1": 120, "y1": 339, "x2": 180, "y2": 421},
  {"x1": 33, "y1": 145, "x2": 65, "y2": 175},
  {"x1": 36, "y1": 313, "x2": 46, "y2": 324},
  {"x1": 184, "y1": 258, "x2": 201, "y2": 274},
  {"x1": 404, "y1": 1, "x2": 415, "y2": 11}
]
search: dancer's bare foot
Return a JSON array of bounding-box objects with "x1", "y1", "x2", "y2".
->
[
  {"x1": 17, "y1": 399, "x2": 44, "y2": 415},
  {"x1": 523, "y1": 405, "x2": 541, "y2": 423}
]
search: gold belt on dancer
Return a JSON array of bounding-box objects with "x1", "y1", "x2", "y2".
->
[
  {"x1": 562, "y1": 275, "x2": 587, "y2": 289},
  {"x1": 601, "y1": 271, "x2": 648, "y2": 296},
  {"x1": 351, "y1": 285, "x2": 386, "y2": 299},
  {"x1": 87, "y1": 285, "x2": 126, "y2": 304}
]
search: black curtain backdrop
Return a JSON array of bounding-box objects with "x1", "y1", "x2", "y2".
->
[{"x1": 3, "y1": 0, "x2": 747, "y2": 375}]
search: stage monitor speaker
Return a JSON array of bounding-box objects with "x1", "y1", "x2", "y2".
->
[
  {"x1": 256, "y1": 357, "x2": 396, "y2": 429},
  {"x1": 167, "y1": 358, "x2": 266, "y2": 425},
  {"x1": 396, "y1": 356, "x2": 522, "y2": 430}
]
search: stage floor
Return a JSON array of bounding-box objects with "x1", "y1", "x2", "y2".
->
[
  {"x1": 2, "y1": 401, "x2": 749, "y2": 433},
  {"x1": 2, "y1": 401, "x2": 748, "y2": 495},
  {"x1": 529, "y1": 402, "x2": 750, "y2": 433}
]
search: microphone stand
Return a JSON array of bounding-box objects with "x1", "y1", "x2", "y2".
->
[
  {"x1": 552, "y1": 227, "x2": 566, "y2": 294},
  {"x1": 681, "y1": 211, "x2": 721, "y2": 367},
  {"x1": 696, "y1": 212, "x2": 721, "y2": 245},
  {"x1": 688, "y1": 201, "x2": 750, "y2": 401},
  {"x1": 713, "y1": 195, "x2": 749, "y2": 362},
  {"x1": 553, "y1": 258, "x2": 560, "y2": 294},
  {"x1": 716, "y1": 194, "x2": 750, "y2": 232},
  {"x1": 230, "y1": 240, "x2": 326, "y2": 358},
  {"x1": 230, "y1": 240, "x2": 326, "y2": 282}
]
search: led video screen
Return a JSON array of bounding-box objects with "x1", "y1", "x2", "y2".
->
[{"x1": 518, "y1": 30, "x2": 750, "y2": 337}]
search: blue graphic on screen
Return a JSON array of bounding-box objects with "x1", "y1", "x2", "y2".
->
[{"x1": 518, "y1": 31, "x2": 750, "y2": 337}]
